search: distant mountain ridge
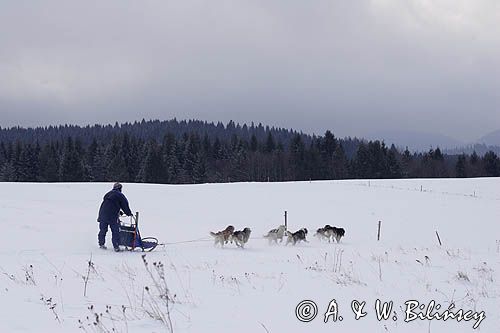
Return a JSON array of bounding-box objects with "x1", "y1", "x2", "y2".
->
[
  {"x1": 366, "y1": 129, "x2": 464, "y2": 152},
  {"x1": 447, "y1": 129, "x2": 500, "y2": 156},
  {"x1": 444, "y1": 144, "x2": 500, "y2": 156},
  {"x1": 369, "y1": 129, "x2": 500, "y2": 156},
  {"x1": 478, "y1": 129, "x2": 500, "y2": 146}
]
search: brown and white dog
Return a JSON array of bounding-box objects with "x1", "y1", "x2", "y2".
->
[
  {"x1": 230, "y1": 227, "x2": 252, "y2": 248},
  {"x1": 209, "y1": 225, "x2": 235, "y2": 247},
  {"x1": 285, "y1": 228, "x2": 308, "y2": 246}
]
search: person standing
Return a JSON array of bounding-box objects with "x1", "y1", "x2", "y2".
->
[{"x1": 97, "y1": 182, "x2": 133, "y2": 251}]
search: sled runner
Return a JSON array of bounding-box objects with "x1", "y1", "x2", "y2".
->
[{"x1": 119, "y1": 212, "x2": 159, "y2": 252}]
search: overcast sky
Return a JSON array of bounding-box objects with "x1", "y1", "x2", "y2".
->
[{"x1": 0, "y1": 0, "x2": 499, "y2": 142}]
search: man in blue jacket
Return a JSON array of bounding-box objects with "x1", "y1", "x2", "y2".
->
[{"x1": 97, "y1": 182, "x2": 133, "y2": 251}]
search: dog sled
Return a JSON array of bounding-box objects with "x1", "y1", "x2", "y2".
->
[{"x1": 119, "y1": 212, "x2": 159, "y2": 252}]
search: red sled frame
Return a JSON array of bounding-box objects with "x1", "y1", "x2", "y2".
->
[{"x1": 119, "y1": 212, "x2": 159, "y2": 252}]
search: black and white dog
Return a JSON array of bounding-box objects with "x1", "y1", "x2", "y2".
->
[
  {"x1": 314, "y1": 225, "x2": 346, "y2": 243},
  {"x1": 315, "y1": 225, "x2": 334, "y2": 242},
  {"x1": 230, "y1": 227, "x2": 252, "y2": 248},
  {"x1": 285, "y1": 228, "x2": 308, "y2": 246},
  {"x1": 331, "y1": 226, "x2": 345, "y2": 243}
]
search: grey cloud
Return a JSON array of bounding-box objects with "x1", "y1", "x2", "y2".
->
[{"x1": 0, "y1": 0, "x2": 499, "y2": 142}]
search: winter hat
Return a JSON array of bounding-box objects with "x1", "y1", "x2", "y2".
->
[{"x1": 113, "y1": 182, "x2": 123, "y2": 190}]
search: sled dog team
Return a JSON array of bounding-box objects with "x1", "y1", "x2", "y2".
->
[
  {"x1": 209, "y1": 224, "x2": 345, "y2": 248},
  {"x1": 210, "y1": 226, "x2": 252, "y2": 248}
]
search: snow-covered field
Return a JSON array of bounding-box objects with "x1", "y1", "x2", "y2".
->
[{"x1": 1, "y1": 178, "x2": 499, "y2": 332}]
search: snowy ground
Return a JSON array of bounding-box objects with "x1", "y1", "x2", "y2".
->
[{"x1": 0, "y1": 178, "x2": 499, "y2": 332}]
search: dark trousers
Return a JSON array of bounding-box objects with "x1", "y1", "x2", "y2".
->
[{"x1": 98, "y1": 220, "x2": 120, "y2": 248}]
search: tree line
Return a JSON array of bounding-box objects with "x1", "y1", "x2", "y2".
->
[{"x1": 0, "y1": 120, "x2": 499, "y2": 183}]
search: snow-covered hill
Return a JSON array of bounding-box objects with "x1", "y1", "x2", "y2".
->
[{"x1": 1, "y1": 179, "x2": 499, "y2": 332}]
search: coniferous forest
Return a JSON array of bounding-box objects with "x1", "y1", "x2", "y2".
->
[{"x1": 0, "y1": 119, "x2": 499, "y2": 183}]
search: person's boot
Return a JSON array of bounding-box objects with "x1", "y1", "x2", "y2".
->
[
  {"x1": 114, "y1": 247, "x2": 121, "y2": 252},
  {"x1": 99, "y1": 245, "x2": 107, "y2": 250}
]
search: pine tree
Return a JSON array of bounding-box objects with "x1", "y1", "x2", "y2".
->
[
  {"x1": 468, "y1": 151, "x2": 481, "y2": 177},
  {"x1": 193, "y1": 151, "x2": 207, "y2": 183},
  {"x1": 306, "y1": 141, "x2": 321, "y2": 180},
  {"x1": 121, "y1": 133, "x2": 136, "y2": 181},
  {"x1": 354, "y1": 142, "x2": 370, "y2": 178},
  {"x1": 227, "y1": 139, "x2": 248, "y2": 181},
  {"x1": 106, "y1": 137, "x2": 129, "y2": 182},
  {"x1": 386, "y1": 145, "x2": 402, "y2": 178},
  {"x1": 322, "y1": 130, "x2": 337, "y2": 155},
  {"x1": 421, "y1": 147, "x2": 447, "y2": 178},
  {"x1": 264, "y1": 132, "x2": 276, "y2": 153},
  {"x1": 212, "y1": 137, "x2": 224, "y2": 160},
  {"x1": 165, "y1": 142, "x2": 181, "y2": 183},
  {"x1": 250, "y1": 134, "x2": 258, "y2": 152},
  {"x1": 0, "y1": 162, "x2": 16, "y2": 181},
  {"x1": 401, "y1": 147, "x2": 412, "y2": 178},
  {"x1": 59, "y1": 137, "x2": 85, "y2": 181},
  {"x1": 0, "y1": 142, "x2": 6, "y2": 166},
  {"x1": 89, "y1": 141, "x2": 108, "y2": 181},
  {"x1": 137, "y1": 141, "x2": 166, "y2": 183},
  {"x1": 12, "y1": 141, "x2": 23, "y2": 181},
  {"x1": 289, "y1": 134, "x2": 306, "y2": 180},
  {"x1": 333, "y1": 143, "x2": 349, "y2": 179},
  {"x1": 38, "y1": 143, "x2": 59, "y2": 182},
  {"x1": 183, "y1": 134, "x2": 201, "y2": 182},
  {"x1": 482, "y1": 151, "x2": 500, "y2": 177},
  {"x1": 470, "y1": 151, "x2": 479, "y2": 165},
  {"x1": 319, "y1": 130, "x2": 337, "y2": 178},
  {"x1": 17, "y1": 144, "x2": 35, "y2": 181},
  {"x1": 455, "y1": 154, "x2": 467, "y2": 178}
]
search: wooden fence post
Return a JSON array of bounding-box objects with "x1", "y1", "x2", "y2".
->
[
  {"x1": 435, "y1": 231, "x2": 442, "y2": 246},
  {"x1": 284, "y1": 211, "x2": 288, "y2": 231},
  {"x1": 377, "y1": 220, "x2": 381, "y2": 241}
]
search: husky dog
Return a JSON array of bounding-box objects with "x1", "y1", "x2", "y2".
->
[
  {"x1": 263, "y1": 225, "x2": 287, "y2": 244},
  {"x1": 209, "y1": 225, "x2": 235, "y2": 247},
  {"x1": 331, "y1": 227, "x2": 345, "y2": 243},
  {"x1": 314, "y1": 225, "x2": 333, "y2": 242},
  {"x1": 285, "y1": 228, "x2": 308, "y2": 246},
  {"x1": 231, "y1": 227, "x2": 252, "y2": 248}
]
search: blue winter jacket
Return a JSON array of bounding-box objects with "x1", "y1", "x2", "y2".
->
[{"x1": 97, "y1": 189, "x2": 133, "y2": 223}]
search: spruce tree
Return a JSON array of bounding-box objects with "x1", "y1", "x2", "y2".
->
[
  {"x1": 59, "y1": 137, "x2": 85, "y2": 181},
  {"x1": 482, "y1": 151, "x2": 500, "y2": 177},
  {"x1": 264, "y1": 132, "x2": 276, "y2": 153},
  {"x1": 106, "y1": 139, "x2": 129, "y2": 182},
  {"x1": 386, "y1": 147, "x2": 402, "y2": 178},
  {"x1": 289, "y1": 134, "x2": 306, "y2": 180},
  {"x1": 455, "y1": 154, "x2": 467, "y2": 178},
  {"x1": 137, "y1": 141, "x2": 166, "y2": 183},
  {"x1": 38, "y1": 143, "x2": 59, "y2": 182},
  {"x1": 250, "y1": 134, "x2": 258, "y2": 152},
  {"x1": 354, "y1": 143, "x2": 371, "y2": 178},
  {"x1": 401, "y1": 147, "x2": 412, "y2": 177},
  {"x1": 0, "y1": 162, "x2": 16, "y2": 181},
  {"x1": 333, "y1": 143, "x2": 349, "y2": 179},
  {"x1": 193, "y1": 151, "x2": 207, "y2": 183}
]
